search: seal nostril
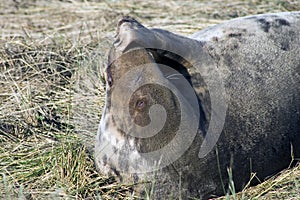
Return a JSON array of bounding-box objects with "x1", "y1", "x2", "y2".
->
[
  {"x1": 117, "y1": 16, "x2": 145, "y2": 32},
  {"x1": 117, "y1": 16, "x2": 136, "y2": 28},
  {"x1": 106, "y1": 67, "x2": 113, "y2": 87},
  {"x1": 107, "y1": 76, "x2": 113, "y2": 87}
]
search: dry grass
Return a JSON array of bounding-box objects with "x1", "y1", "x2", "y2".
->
[{"x1": 0, "y1": 0, "x2": 299, "y2": 199}]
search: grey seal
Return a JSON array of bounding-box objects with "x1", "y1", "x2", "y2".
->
[{"x1": 95, "y1": 12, "x2": 300, "y2": 199}]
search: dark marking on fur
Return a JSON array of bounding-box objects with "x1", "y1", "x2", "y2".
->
[
  {"x1": 102, "y1": 154, "x2": 107, "y2": 165},
  {"x1": 275, "y1": 18, "x2": 290, "y2": 27},
  {"x1": 110, "y1": 165, "x2": 123, "y2": 182},
  {"x1": 116, "y1": 128, "x2": 126, "y2": 137},
  {"x1": 104, "y1": 120, "x2": 110, "y2": 131},
  {"x1": 119, "y1": 147, "x2": 129, "y2": 172},
  {"x1": 257, "y1": 18, "x2": 271, "y2": 32},
  {"x1": 212, "y1": 36, "x2": 219, "y2": 42},
  {"x1": 279, "y1": 41, "x2": 290, "y2": 51},
  {"x1": 257, "y1": 17, "x2": 290, "y2": 33},
  {"x1": 228, "y1": 32, "x2": 242, "y2": 37},
  {"x1": 113, "y1": 146, "x2": 118, "y2": 154}
]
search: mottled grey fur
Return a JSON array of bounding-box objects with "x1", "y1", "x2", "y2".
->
[{"x1": 95, "y1": 12, "x2": 300, "y2": 199}]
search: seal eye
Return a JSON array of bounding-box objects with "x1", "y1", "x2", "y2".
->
[{"x1": 136, "y1": 99, "x2": 147, "y2": 110}]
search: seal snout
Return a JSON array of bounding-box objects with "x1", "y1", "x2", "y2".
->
[
  {"x1": 113, "y1": 16, "x2": 154, "y2": 54},
  {"x1": 116, "y1": 16, "x2": 145, "y2": 36},
  {"x1": 117, "y1": 16, "x2": 140, "y2": 28}
]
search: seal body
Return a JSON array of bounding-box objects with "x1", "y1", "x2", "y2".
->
[{"x1": 95, "y1": 12, "x2": 300, "y2": 199}]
